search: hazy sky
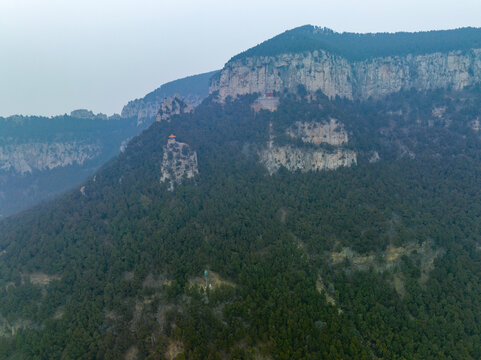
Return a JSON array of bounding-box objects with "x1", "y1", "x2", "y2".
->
[{"x1": 2, "y1": 0, "x2": 481, "y2": 117}]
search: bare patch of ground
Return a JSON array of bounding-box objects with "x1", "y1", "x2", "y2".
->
[
  {"x1": 315, "y1": 277, "x2": 336, "y2": 306},
  {"x1": 124, "y1": 345, "x2": 138, "y2": 360},
  {"x1": 165, "y1": 340, "x2": 184, "y2": 360},
  {"x1": 330, "y1": 241, "x2": 443, "y2": 293},
  {"x1": 23, "y1": 272, "x2": 60, "y2": 286},
  {"x1": 143, "y1": 273, "x2": 171, "y2": 288},
  {"x1": 189, "y1": 271, "x2": 236, "y2": 291}
]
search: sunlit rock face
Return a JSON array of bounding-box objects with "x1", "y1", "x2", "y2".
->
[
  {"x1": 160, "y1": 137, "x2": 198, "y2": 191},
  {"x1": 210, "y1": 49, "x2": 481, "y2": 101}
]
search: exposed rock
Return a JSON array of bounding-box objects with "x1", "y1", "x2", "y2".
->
[
  {"x1": 156, "y1": 95, "x2": 194, "y2": 122},
  {"x1": 23, "y1": 272, "x2": 61, "y2": 286},
  {"x1": 316, "y1": 276, "x2": 336, "y2": 306},
  {"x1": 261, "y1": 120, "x2": 355, "y2": 174},
  {"x1": 189, "y1": 270, "x2": 236, "y2": 291},
  {"x1": 260, "y1": 145, "x2": 356, "y2": 174},
  {"x1": 211, "y1": 49, "x2": 481, "y2": 101},
  {"x1": 369, "y1": 151, "x2": 381, "y2": 163},
  {"x1": 432, "y1": 106, "x2": 447, "y2": 118},
  {"x1": 471, "y1": 118, "x2": 481, "y2": 131},
  {"x1": 160, "y1": 137, "x2": 198, "y2": 191},
  {"x1": 0, "y1": 142, "x2": 101, "y2": 175},
  {"x1": 0, "y1": 317, "x2": 35, "y2": 337},
  {"x1": 121, "y1": 100, "x2": 161, "y2": 125},
  {"x1": 165, "y1": 340, "x2": 184, "y2": 360},
  {"x1": 330, "y1": 241, "x2": 443, "y2": 282},
  {"x1": 121, "y1": 70, "x2": 219, "y2": 124},
  {"x1": 287, "y1": 119, "x2": 348, "y2": 146},
  {"x1": 251, "y1": 94, "x2": 280, "y2": 112}
]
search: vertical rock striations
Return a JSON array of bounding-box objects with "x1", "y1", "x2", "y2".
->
[
  {"x1": 210, "y1": 49, "x2": 481, "y2": 101},
  {"x1": 156, "y1": 95, "x2": 194, "y2": 122},
  {"x1": 260, "y1": 120, "x2": 356, "y2": 174}
]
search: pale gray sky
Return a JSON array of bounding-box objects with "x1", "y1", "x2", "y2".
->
[{"x1": 1, "y1": 0, "x2": 481, "y2": 117}]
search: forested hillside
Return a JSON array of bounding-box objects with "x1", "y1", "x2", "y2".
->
[
  {"x1": 0, "y1": 85, "x2": 481, "y2": 359},
  {"x1": 232, "y1": 25, "x2": 481, "y2": 61}
]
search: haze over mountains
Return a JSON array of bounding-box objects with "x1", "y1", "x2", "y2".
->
[
  {"x1": 1, "y1": 26, "x2": 481, "y2": 359},
  {"x1": 0, "y1": 71, "x2": 218, "y2": 218}
]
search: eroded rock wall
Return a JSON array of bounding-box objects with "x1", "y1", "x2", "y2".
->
[{"x1": 211, "y1": 49, "x2": 481, "y2": 100}]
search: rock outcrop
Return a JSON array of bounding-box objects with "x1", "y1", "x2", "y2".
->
[
  {"x1": 160, "y1": 137, "x2": 198, "y2": 191},
  {"x1": 156, "y1": 95, "x2": 194, "y2": 122},
  {"x1": 121, "y1": 70, "x2": 219, "y2": 124},
  {"x1": 210, "y1": 49, "x2": 481, "y2": 101},
  {"x1": 286, "y1": 119, "x2": 348, "y2": 146},
  {"x1": 0, "y1": 142, "x2": 101, "y2": 174},
  {"x1": 260, "y1": 120, "x2": 356, "y2": 174},
  {"x1": 260, "y1": 146, "x2": 356, "y2": 174}
]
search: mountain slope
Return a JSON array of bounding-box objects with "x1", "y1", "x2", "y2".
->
[
  {"x1": 1, "y1": 27, "x2": 481, "y2": 359},
  {"x1": 1, "y1": 84, "x2": 481, "y2": 358}
]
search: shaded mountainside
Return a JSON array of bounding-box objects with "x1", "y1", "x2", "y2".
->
[
  {"x1": 0, "y1": 113, "x2": 141, "y2": 218},
  {"x1": 211, "y1": 26, "x2": 481, "y2": 101},
  {"x1": 1, "y1": 85, "x2": 481, "y2": 358}
]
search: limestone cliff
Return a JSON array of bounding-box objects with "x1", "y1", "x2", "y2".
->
[
  {"x1": 260, "y1": 120, "x2": 356, "y2": 174},
  {"x1": 156, "y1": 95, "x2": 194, "y2": 122},
  {"x1": 122, "y1": 70, "x2": 219, "y2": 124},
  {"x1": 210, "y1": 49, "x2": 481, "y2": 101},
  {"x1": 160, "y1": 138, "x2": 198, "y2": 191},
  {"x1": 286, "y1": 119, "x2": 348, "y2": 146},
  {"x1": 260, "y1": 146, "x2": 356, "y2": 174},
  {"x1": 0, "y1": 142, "x2": 101, "y2": 175}
]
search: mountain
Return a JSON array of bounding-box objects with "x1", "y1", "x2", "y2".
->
[
  {"x1": 211, "y1": 25, "x2": 481, "y2": 100},
  {"x1": 1, "y1": 27, "x2": 481, "y2": 359},
  {"x1": 122, "y1": 70, "x2": 220, "y2": 124},
  {"x1": 0, "y1": 71, "x2": 217, "y2": 218}
]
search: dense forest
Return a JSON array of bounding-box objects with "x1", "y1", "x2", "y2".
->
[
  {"x1": 231, "y1": 25, "x2": 481, "y2": 62},
  {"x1": 0, "y1": 86, "x2": 481, "y2": 359}
]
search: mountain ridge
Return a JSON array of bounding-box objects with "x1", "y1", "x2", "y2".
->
[{"x1": 212, "y1": 25, "x2": 481, "y2": 101}]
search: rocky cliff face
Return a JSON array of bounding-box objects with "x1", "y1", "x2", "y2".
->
[
  {"x1": 286, "y1": 118, "x2": 348, "y2": 146},
  {"x1": 156, "y1": 95, "x2": 194, "y2": 122},
  {"x1": 210, "y1": 49, "x2": 481, "y2": 100},
  {"x1": 260, "y1": 146, "x2": 356, "y2": 174},
  {"x1": 160, "y1": 138, "x2": 198, "y2": 191},
  {"x1": 260, "y1": 120, "x2": 356, "y2": 174},
  {"x1": 122, "y1": 70, "x2": 219, "y2": 124},
  {"x1": 121, "y1": 101, "x2": 162, "y2": 125},
  {"x1": 0, "y1": 142, "x2": 101, "y2": 175}
]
